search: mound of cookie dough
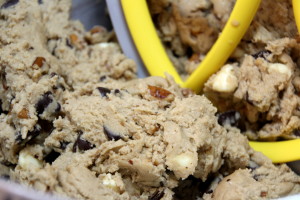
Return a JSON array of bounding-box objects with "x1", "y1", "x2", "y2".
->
[
  {"x1": 204, "y1": 38, "x2": 300, "y2": 140},
  {"x1": 149, "y1": 0, "x2": 300, "y2": 140},
  {"x1": 148, "y1": 0, "x2": 297, "y2": 79},
  {"x1": 1, "y1": 0, "x2": 300, "y2": 200}
]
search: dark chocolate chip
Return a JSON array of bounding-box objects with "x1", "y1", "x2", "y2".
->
[
  {"x1": 103, "y1": 126, "x2": 122, "y2": 141},
  {"x1": 35, "y1": 92, "x2": 53, "y2": 115},
  {"x1": 35, "y1": 92, "x2": 61, "y2": 118},
  {"x1": 55, "y1": 102, "x2": 61, "y2": 113},
  {"x1": 50, "y1": 72, "x2": 57, "y2": 78},
  {"x1": 99, "y1": 75, "x2": 107, "y2": 82},
  {"x1": 1, "y1": 69, "x2": 8, "y2": 90},
  {"x1": 38, "y1": 119, "x2": 54, "y2": 134},
  {"x1": 252, "y1": 50, "x2": 271, "y2": 60},
  {"x1": 97, "y1": 87, "x2": 111, "y2": 97},
  {"x1": 60, "y1": 141, "x2": 69, "y2": 150},
  {"x1": 217, "y1": 110, "x2": 246, "y2": 132},
  {"x1": 293, "y1": 129, "x2": 300, "y2": 137},
  {"x1": 159, "y1": 181, "x2": 164, "y2": 187},
  {"x1": 228, "y1": 58, "x2": 237, "y2": 63},
  {"x1": 15, "y1": 131, "x2": 23, "y2": 143},
  {"x1": 0, "y1": 100, "x2": 8, "y2": 115},
  {"x1": 245, "y1": 91, "x2": 255, "y2": 106},
  {"x1": 66, "y1": 38, "x2": 73, "y2": 48},
  {"x1": 1, "y1": 0, "x2": 19, "y2": 8},
  {"x1": 73, "y1": 131, "x2": 95, "y2": 152},
  {"x1": 0, "y1": 100, "x2": 3, "y2": 115},
  {"x1": 114, "y1": 89, "x2": 120, "y2": 94},
  {"x1": 278, "y1": 90, "x2": 284, "y2": 99},
  {"x1": 173, "y1": 175, "x2": 214, "y2": 200},
  {"x1": 15, "y1": 119, "x2": 53, "y2": 145},
  {"x1": 148, "y1": 190, "x2": 164, "y2": 200},
  {"x1": 38, "y1": 0, "x2": 43, "y2": 4},
  {"x1": 163, "y1": 104, "x2": 170, "y2": 109},
  {"x1": 253, "y1": 174, "x2": 260, "y2": 181},
  {"x1": 59, "y1": 84, "x2": 66, "y2": 91},
  {"x1": 27, "y1": 124, "x2": 42, "y2": 139},
  {"x1": 246, "y1": 160, "x2": 260, "y2": 172},
  {"x1": 44, "y1": 150, "x2": 60, "y2": 164},
  {"x1": 226, "y1": 179, "x2": 231, "y2": 182},
  {"x1": 256, "y1": 116, "x2": 271, "y2": 130},
  {"x1": 1, "y1": 161, "x2": 16, "y2": 169},
  {"x1": 186, "y1": 46, "x2": 194, "y2": 58},
  {"x1": 76, "y1": 138, "x2": 95, "y2": 151}
]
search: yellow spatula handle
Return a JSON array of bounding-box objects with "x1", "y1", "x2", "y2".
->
[
  {"x1": 293, "y1": 0, "x2": 300, "y2": 33},
  {"x1": 121, "y1": 0, "x2": 183, "y2": 85},
  {"x1": 249, "y1": 139, "x2": 300, "y2": 163},
  {"x1": 121, "y1": 0, "x2": 261, "y2": 93},
  {"x1": 184, "y1": 0, "x2": 261, "y2": 93}
]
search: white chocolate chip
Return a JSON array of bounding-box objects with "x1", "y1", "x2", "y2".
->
[
  {"x1": 102, "y1": 174, "x2": 119, "y2": 192},
  {"x1": 18, "y1": 151, "x2": 42, "y2": 170},
  {"x1": 268, "y1": 63, "x2": 292, "y2": 78},
  {"x1": 172, "y1": 153, "x2": 193, "y2": 170},
  {"x1": 212, "y1": 64, "x2": 238, "y2": 93},
  {"x1": 98, "y1": 42, "x2": 117, "y2": 49}
]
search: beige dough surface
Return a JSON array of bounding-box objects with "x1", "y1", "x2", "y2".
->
[{"x1": 0, "y1": 1, "x2": 300, "y2": 200}]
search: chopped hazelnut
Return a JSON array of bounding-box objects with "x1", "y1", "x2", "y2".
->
[
  {"x1": 189, "y1": 53, "x2": 200, "y2": 62},
  {"x1": 148, "y1": 85, "x2": 172, "y2": 99},
  {"x1": 90, "y1": 26, "x2": 105, "y2": 34},
  {"x1": 17, "y1": 108, "x2": 29, "y2": 119},
  {"x1": 69, "y1": 34, "x2": 78, "y2": 44},
  {"x1": 260, "y1": 191, "x2": 267, "y2": 197},
  {"x1": 32, "y1": 57, "x2": 46, "y2": 68}
]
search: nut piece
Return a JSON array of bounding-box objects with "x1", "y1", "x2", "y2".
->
[
  {"x1": 189, "y1": 53, "x2": 200, "y2": 62},
  {"x1": 32, "y1": 57, "x2": 46, "y2": 68},
  {"x1": 18, "y1": 151, "x2": 42, "y2": 170},
  {"x1": 268, "y1": 63, "x2": 292, "y2": 78},
  {"x1": 212, "y1": 64, "x2": 238, "y2": 93},
  {"x1": 148, "y1": 85, "x2": 172, "y2": 99},
  {"x1": 17, "y1": 108, "x2": 29, "y2": 119},
  {"x1": 69, "y1": 34, "x2": 78, "y2": 44},
  {"x1": 90, "y1": 26, "x2": 105, "y2": 34}
]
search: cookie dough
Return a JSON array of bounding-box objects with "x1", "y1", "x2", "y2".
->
[
  {"x1": 0, "y1": 1, "x2": 300, "y2": 200},
  {"x1": 148, "y1": 0, "x2": 300, "y2": 140},
  {"x1": 204, "y1": 38, "x2": 300, "y2": 140},
  {"x1": 148, "y1": 0, "x2": 297, "y2": 78}
]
